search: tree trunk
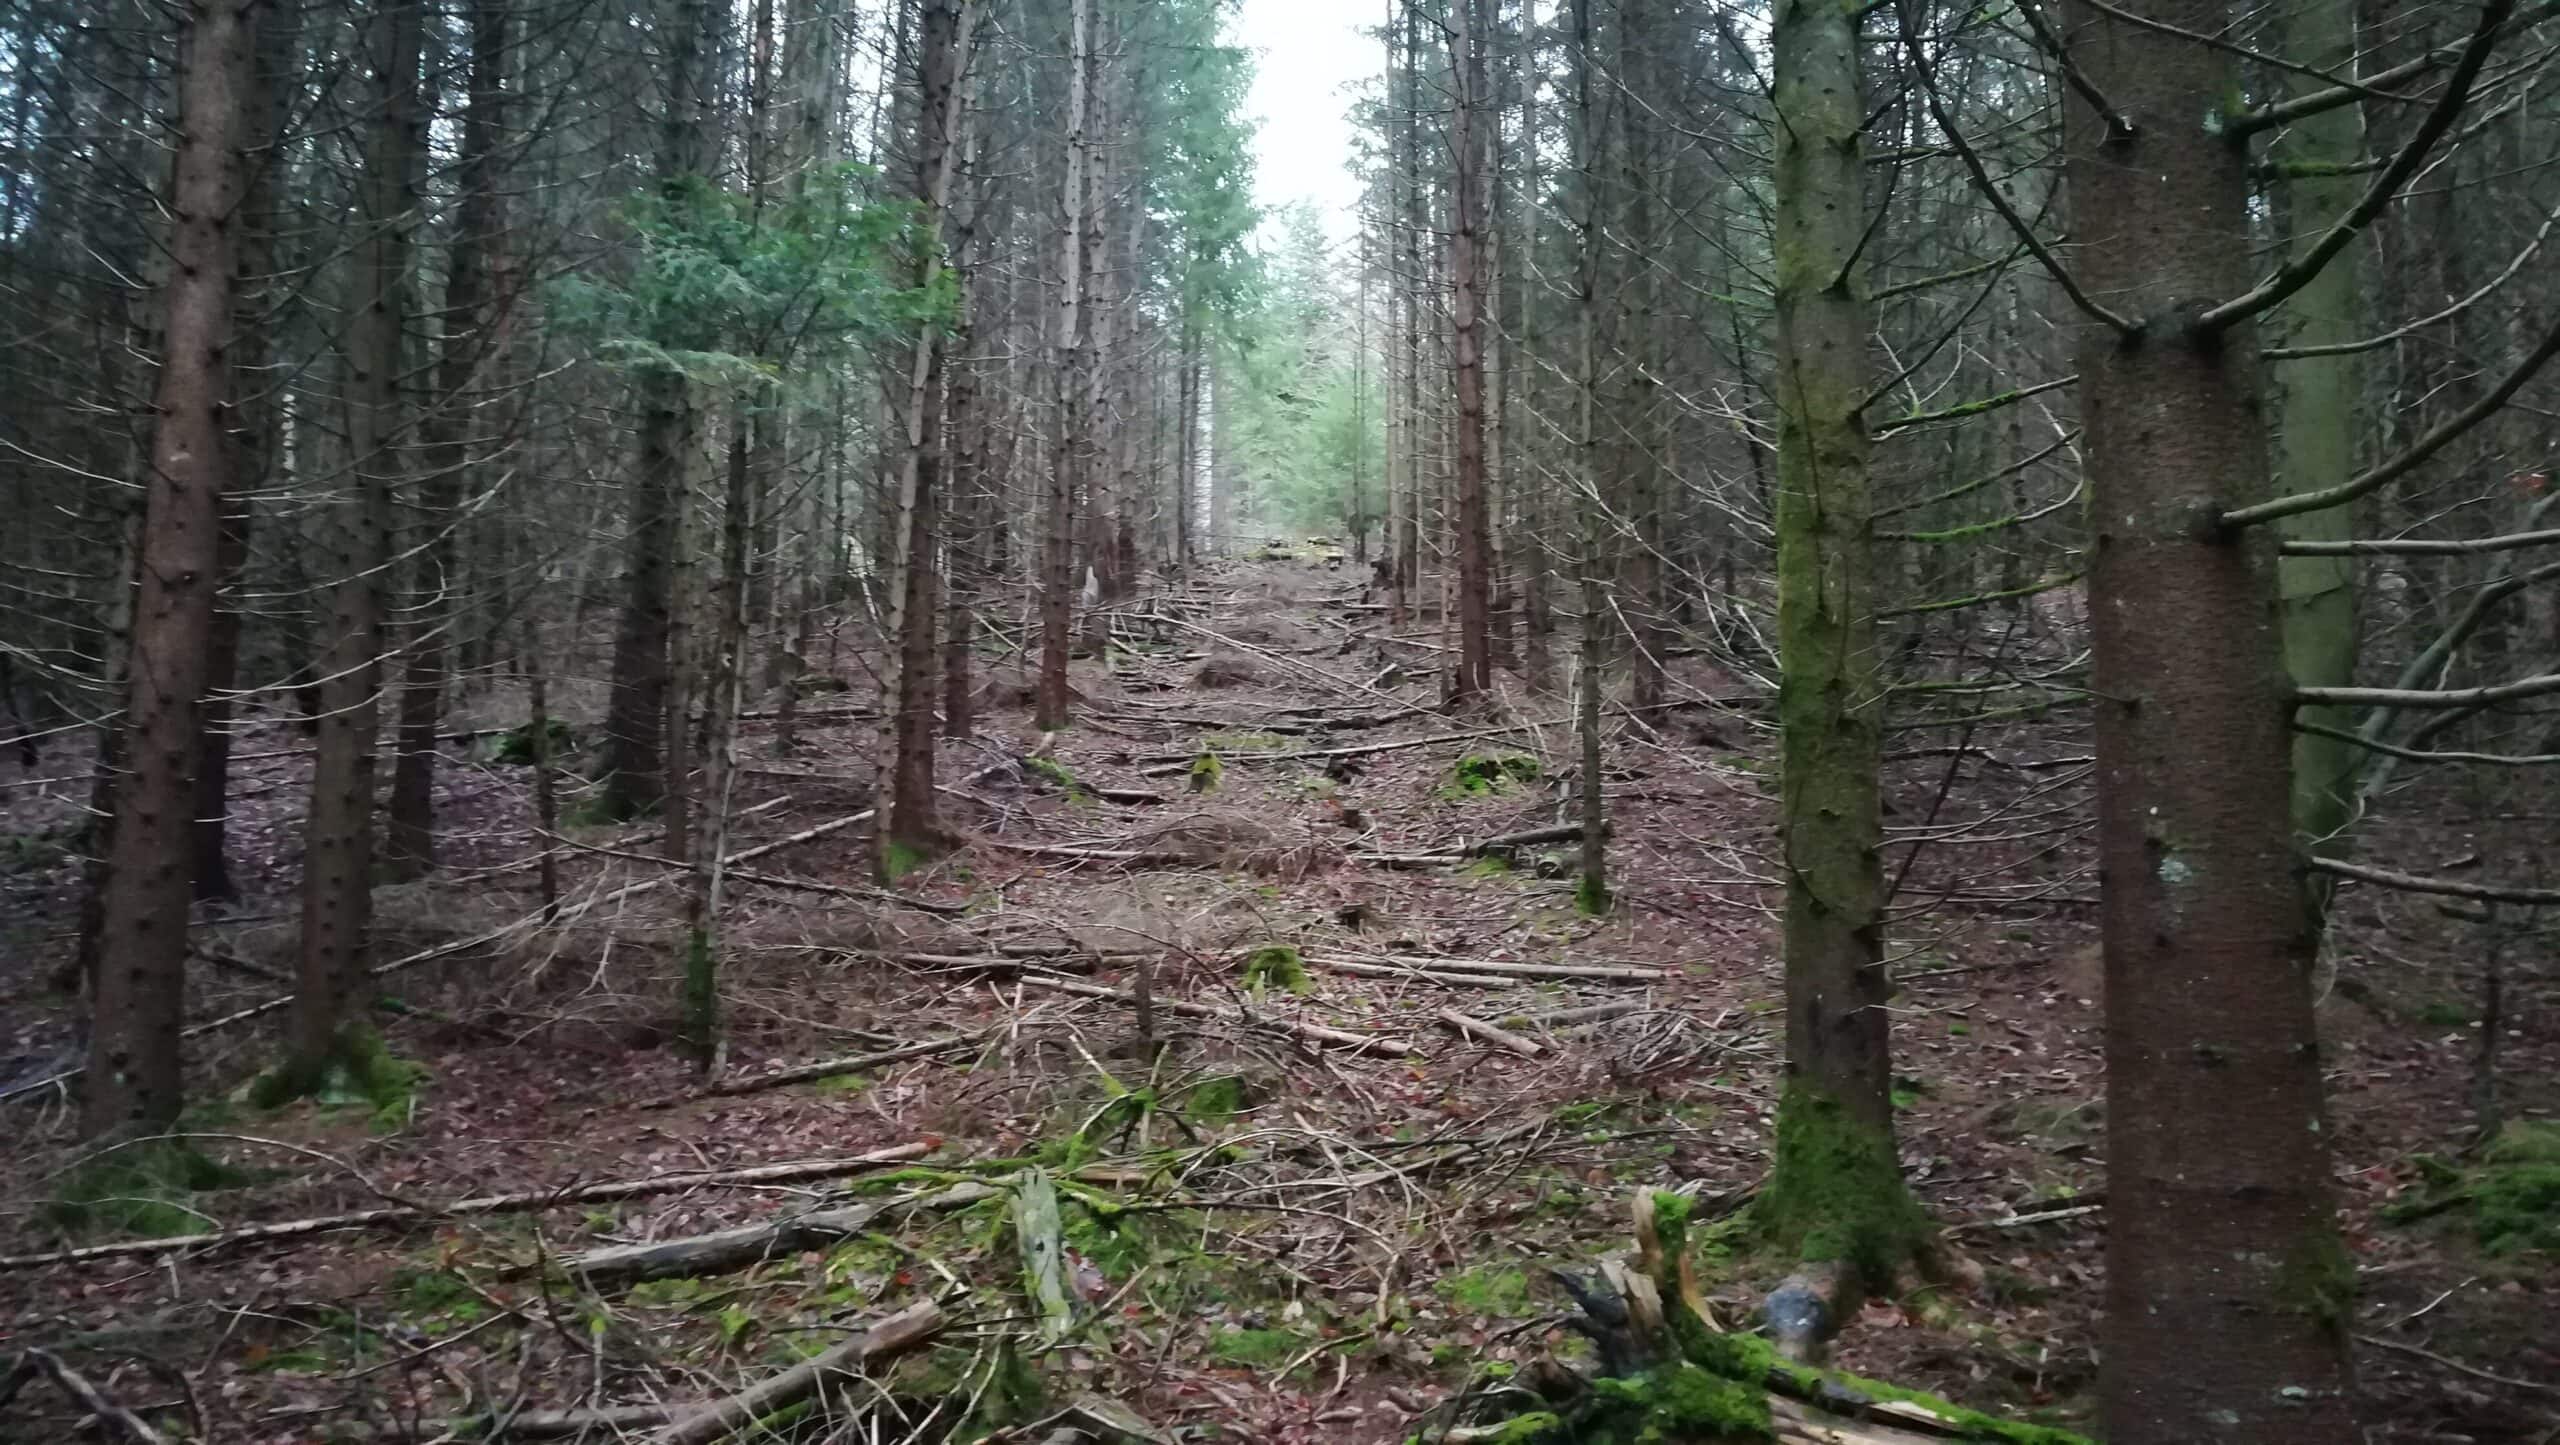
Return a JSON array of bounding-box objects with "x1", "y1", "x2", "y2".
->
[
  {"x1": 2064, "y1": 3, "x2": 2360, "y2": 1439},
  {"x1": 602, "y1": 0, "x2": 714, "y2": 821},
  {"x1": 2275, "y1": 0, "x2": 2363, "y2": 908},
  {"x1": 82, "y1": 0, "x2": 260, "y2": 1135},
  {"x1": 1568, "y1": 0, "x2": 1607, "y2": 920},
  {"x1": 881, "y1": 0, "x2": 974, "y2": 875},
  {"x1": 1446, "y1": 0, "x2": 1492, "y2": 699},
  {"x1": 1759, "y1": 0, "x2": 1921, "y2": 1289},
  {"x1": 385, "y1": 0, "x2": 507, "y2": 878},
  {"x1": 287, "y1": 0, "x2": 420, "y2": 1092},
  {"x1": 1034, "y1": 0, "x2": 1090, "y2": 733}
]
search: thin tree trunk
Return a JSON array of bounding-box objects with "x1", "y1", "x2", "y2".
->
[
  {"x1": 1034, "y1": 0, "x2": 1091, "y2": 733},
  {"x1": 1568, "y1": 0, "x2": 1607, "y2": 919},
  {"x1": 288, "y1": 0, "x2": 421, "y2": 1091},
  {"x1": 82, "y1": 0, "x2": 259, "y2": 1135},
  {"x1": 1446, "y1": 0, "x2": 1492, "y2": 699},
  {"x1": 2064, "y1": 2, "x2": 2359, "y2": 1438},
  {"x1": 386, "y1": 0, "x2": 507, "y2": 878},
  {"x1": 881, "y1": 0, "x2": 975, "y2": 873}
]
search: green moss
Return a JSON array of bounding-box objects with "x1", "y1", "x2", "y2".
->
[
  {"x1": 1576, "y1": 872, "x2": 1613, "y2": 916},
  {"x1": 1465, "y1": 854, "x2": 1514, "y2": 879},
  {"x1": 42, "y1": 1139, "x2": 256, "y2": 1239},
  {"x1": 2477, "y1": 1123, "x2": 2560, "y2": 1256},
  {"x1": 247, "y1": 1027, "x2": 426, "y2": 1129},
  {"x1": 1024, "y1": 756, "x2": 1087, "y2": 800},
  {"x1": 1182, "y1": 1074, "x2": 1250, "y2": 1123},
  {"x1": 1202, "y1": 730, "x2": 1288, "y2": 751},
  {"x1": 1439, "y1": 1261, "x2": 1535, "y2": 1315},
  {"x1": 1210, "y1": 1326, "x2": 1309, "y2": 1369},
  {"x1": 1445, "y1": 752, "x2": 1541, "y2": 798},
  {"x1": 1807, "y1": 1367, "x2": 2094, "y2": 1445},
  {"x1": 1583, "y1": 1363, "x2": 1774, "y2": 1442},
  {"x1": 1189, "y1": 752, "x2": 1224, "y2": 794},
  {"x1": 1240, "y1": 944, "x2": 1311, "y2": 997},
  {"x1": 679, "y1": 925, "x2": 718, "y2": 1066},
  {"x1": 480, "y1": 717, "x2": 576, "y2": 765},
  {"x1": 879, "y1": 836, "x2": 932, "y2": 883},
  {"x1": 1754, "y1": 1083, "x2": 1929, "y2": 1287},
  {"x1": 2414, "y1": 1000, "x2": 2474, "y2": 1029},
  {"x1": 2277, "y1": 1229, "x2": 2357, "y2": 1333}
]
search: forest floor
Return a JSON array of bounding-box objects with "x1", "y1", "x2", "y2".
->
[{"x1": 2, "y1": 555, "x2": 2556, "y2": 1443}]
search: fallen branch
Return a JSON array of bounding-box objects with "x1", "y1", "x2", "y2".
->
[
  {"x1": 1302, "y1": 952, "x2": 1668, "y2": 984},
  {"x1": 1436, "y1": 1009, "x2": 1545, "y2": 1057},
  {"x1": 559, "y1": 1204, "x2": 890, "y2": 1287},
  {"x1": 656, "y1": 1298, "x2": 944, "y2": 1444},
  {"x1": 1305, "y1": 958, "x2": 1538, "y2": 989},
  {"x1": 1009, "y1": 973, "x2": 1417, "y2": 1056},
  {"x1": 669, "y1": 1035, "x2": 984, "y2": 1104},
  {"x1": 4, "y1": 1349, "x2": 168, "y2": 1444},
  {"x1": 0, "y1": 1144, "x2": 931, "y2": 1271}
]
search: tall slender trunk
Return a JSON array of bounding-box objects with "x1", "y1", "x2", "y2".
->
[
  {"x1": 386, "y1": 0, "x2": 507, "y2": 877},
  {"x1": 1616, "y1": 0, "x2": 1664, "y2": 710},
  {"x1": 602, "y1": 0, "x2": 713, "y2": 820},
  {"x1": 882, "y1": 0, "x2": 975, "y2": 872},
  {"x1": 2064, "y1": 3, "x2": 2359, "y2": 1438},
  {"x1": 82, "y1": 0, "x2": 259, "y2": 1136},
  {"x1": 2276, "y1": 0, "x2": 2364, "y2": 904},
  {"x1": 1034, "y1": 0, "x2": 1090, "y2": 733},
  {"x1": 193, "y1": 0, "x2": 302, "y2": 903},
  {"x1": 1760, "y1": 0, "x2": 1922, "y2": 1292},
  {"x1": 1568, "y1": 0, "x2": 1607, "y2": 919},
  {"x1": 1446, "y1": 0, "x2": 1491, "y2": 699},
  {"x1": 288, "y1": 0, "x2": 421, "y2": 1091}
]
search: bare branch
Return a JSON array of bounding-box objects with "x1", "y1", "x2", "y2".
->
[{"x1": 2294, "y1": 671, "x2": 2560, "y2": 712}]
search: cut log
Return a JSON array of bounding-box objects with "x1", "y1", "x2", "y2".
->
[
  {"x1": 560, "y1": 1204, "x2": 888, "y2": 1287},
  {"x1": 0, "y1": 1144, "x2": 932, "y2": 1271}
]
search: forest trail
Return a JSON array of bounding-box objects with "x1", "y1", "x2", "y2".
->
[{"x1": 0, "y1": 554, "x2": 2551, "y2": 1442}]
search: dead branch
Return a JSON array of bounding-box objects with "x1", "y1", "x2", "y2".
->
[
  {"x1": 1301, "y1": 952, "x2": 1668, "y2": 984},
  {"x1": 1435, "y1": 1009, "x2": 1545, "y2": 1057},
  {"x1": 0, "y1": 1144, "x2": 931, "y2": 1271},
  {"x1": 5, "y1": 1349, "x2": 168, "y2": 1444},
  {"x1": 653, "y1": 1299, "x2": 944, "y2": 1444},
  {"x1": 559, "y1": 1204, "x2": 889, "y2": 1287},
  {"x1": 1008, "y1": 973, "x2": 1418, "y2": 1056},
  {"x1": 666, "y1": 1035, "x2": 985, "y2": 1104}
]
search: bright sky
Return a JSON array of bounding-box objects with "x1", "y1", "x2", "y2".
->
[{"x1": 1231, "y1": 0, "x2": 1377, "y2": 246}]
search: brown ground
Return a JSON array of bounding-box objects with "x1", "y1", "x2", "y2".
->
[{"x1": 1, "y1": 557, "x2": 2553, "y2": 1443}]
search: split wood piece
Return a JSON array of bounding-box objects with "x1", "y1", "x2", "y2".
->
[
  {"x1": 0, "y1": 1144, "x2": 931, "y2": 1271},
  {"x1": 1435, "y1": 1009, "x2": 1545, "y2": 1057},
  {"x1": 1010, "y1": 972, "x2": 1417, "y2": 1056},
  {"x1": 678, "y1": 1036, "x2": 983, "y2": 1104},
  {"x1": 1302, "y1": 952, "x2": 1668, "y2": 984},
  {"x1": 1, "y1": 1349, "x2": 168, "y2": 1444},
  {"x1": 1015, "y1": 1170, "x2": 1074, "y2": 1342}
]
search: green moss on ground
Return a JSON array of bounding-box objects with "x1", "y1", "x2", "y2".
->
[
  {"x1": 879, "y1": 836, "x2": 932, "y2": 883},
  {"x1": 42, "y1": 1138, "x2": 258, "y2": 1239},
  {"x1": 1190, "y1": 752, "x2": 1224, "y2": 794},
  {"x1": 1439, "y1": 1260, "x2": 1535, "y2": 1315},
  {"x1": 480, "y1": 717, "x2": 576, "y2": 765},
  {"x1": 1182, "y1": 1074, "x2": 1250, "y2": 1122},
  {"x1": 2385, "y1": 1122, "x2": 2560, "y2": 1258},
  {"x1": 1576, "y1": 872, "x2": 1613, "y2": 916},
  {"x1": 1445, "y1": 752, "x2": 1542, "y2": 798},
  {"x1": 1240, "y1": 944, "x2": 1311, "y2": 997},
  {"x1": 246, "y1": 1027, "x2": 426, "y2": 1129},
  {"x1": 1210, "y1": 1326, "x2": 1311, "y2": 1369},
  {"x1": 1024, "y1": 756, "x2": 1087, "y2": 799}
]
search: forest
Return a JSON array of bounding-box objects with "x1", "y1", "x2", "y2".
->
[{"x1": 2, "y1": 0, "x2": 2557, "y2": 1440}]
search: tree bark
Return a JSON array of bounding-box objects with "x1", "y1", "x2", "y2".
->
[
  {"x1": 288, "y1": 0, "x2": 421, "y2": 1089},
  {"x1": 1446, "y1": 0, "x2": 1492, "y2": 699},
  {"x1": 2064, "y1": 3, "x2": 2360, "y2": 1439},
  {"x1": 385, "y1": 0, "x2": 508, "y2": 878},
  {"x1": 1034, "y1": 0, "x2": 1090, "y2": 732},
  {"x1": 82, "y1": 0, "x2": 261, "y2": 1136},
  {"x1": 1760, "y1": 0, "x2": 1919, "y2": 1288},
  {"x1": 881, "y1": 0, "x2": 975, "y2": 874}
]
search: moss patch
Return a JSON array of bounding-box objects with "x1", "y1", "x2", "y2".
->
[
  {"x1": 1576, "y1": 871, "x2": 1613, "y2": 916},
  {"x1": 2477, "y1": 1122, "x2": 2560, "y2": 1256},
  {"x1": 1754, "y1": 1083, "x2": 1930, "y2": 1287},
  {"x1": 1445, "y1": 752, "x2": 1542, "y2": 798},
  {"x1": 1240, "y1": 944, "x2": 1311, "y2": 997},
  {"x1": 1210, "y1": 1326, "x2": 1310, "y2": 1369},
  {"x1": 42, "y1": 1139, "x2": 257, "y2": 1239},
  {"x1": 1189, "y1": 752, "x2": 1224, "y2": 794},
  {"x1": 1439, "y1": 1260, "x2": 1535, "y2": 1315},
  {"x1": 479, "y1": 717, "x2": 576, "y2": 765},
  {"x1": 246, "y1": 1027, "x2": 426, "y2": 1129},
  {"x1": 879, "y1": 836, "x2": 933, "y2": 883},
  {"x1": 1181, "y1": 1074, "x2": 1250, "y2": 1123}
]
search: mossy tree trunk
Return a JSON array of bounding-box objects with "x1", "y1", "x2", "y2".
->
[
  {"x1": 2062, "y1": 2, "x2": 2359, "y2": 1439},
  {"x1": 1761, "y1": 0, "x2": 1921, "y2": 1286},
  {"x1": 2274, "y1": 0, "x2": 2362, "y2": 911}
]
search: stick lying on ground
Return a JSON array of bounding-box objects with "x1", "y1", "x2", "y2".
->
[
  {"x1": 0, "y1": 1143, "x2": 931, "y2": 1271},
  {"x1": 1436, "y1": 1009, "x2": 1544, "y2": 1057},
  {"x1": 442, "y1": 1300, "x2": 944, "y2": 1443},
  {"x1": 1010, "y1": 973, "x2": 1417, "y2": 1056},
  {"x1": 1, "y1": 1349, "x2": 168, "y2": 1444},
  {"x1": 558, "y1": 1183, "x2": 999, "y2": 1289},
  {"x1": 663, "y1": 1034, "x2": 984, "y2": 1105}
]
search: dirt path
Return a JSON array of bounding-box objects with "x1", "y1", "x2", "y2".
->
[{"x1": 1, "y1": 559, "x2": 2552, "y2": 1442}]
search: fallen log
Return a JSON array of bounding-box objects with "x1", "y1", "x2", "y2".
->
[
  {"x1": 1302, "y1": 952, "x2": 1668, "y2": 984},
  {"x1": 0, "y1": 1144, "x2": 931, "y2": 1271},
  {"x1": 1305, "y1": 957, "x2": 1531, "y2": 989},
  {"x1": 560, "y1": 1204, "x2": 888, "y2": 1287},
  {"x1": 1009, "y1": 973, "x2": 1417, "y2": 1056}
]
